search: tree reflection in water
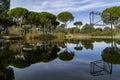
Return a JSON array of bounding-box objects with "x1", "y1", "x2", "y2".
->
[
  {"x1": 59, "y1": 39, "x2": 74, "y2": 61},
  {"x1": 74, "y1": 40, "x2": 83, "y2": 51},
  {"x1": 90, "y1": 41, "x2": 120, "y2": 76},
  {"x1": 59, "y1": 50, "x2": 74, "y2": 61},
  {"x1": 102, "y1": 47, "x2": 120, "y2": 64},
  {"x1": 0, "y1": 45, "x2": 15, "y2": 80},
  {"x1": 0, "y1": 67, "x2": 14, "y2": 80},
  {"x1": 0, "y1": 39, "x2": 75, "y2": 69},
  {"x1": 90, "y1": 60, "x2": 112, "y2": 76},
  {"x1": 80, "y1": 39, "x2": 94, "y2": 50},
  {"x1": 0, "y1": 38, "x2": 118, "y2": 78},
  {"x1": 0, "y1": 38, "x2": 114, "y2": 69},
  {"x1": 68, "y1": 39, "x2": 94, "y2": 50}
]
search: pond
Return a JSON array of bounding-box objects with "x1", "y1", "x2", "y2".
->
[{"x1": 0, "y1": 39, "x2": 120, "y2": 80}]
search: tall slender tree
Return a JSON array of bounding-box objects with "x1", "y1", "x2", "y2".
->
[
  {"x1": 102, "y1": 6, "x2": 120, "y2": 32},
  {"x1": 57, "y1": 12, "x2": 74, "y2": 34},
  {"x1": 39, "y1": 12, "x2": 57, "y2": 34},
  {"x1": 102, "y1": 6, "x2": 120, "y2": 48},
  {"x1": 7, "y1": 7, "x2": 28, "y2": 27},
  {"x1": 27, "y1": 11, "x2": 40, "y2": 25},
  {"x1": 74, "y1": 21, "x2": 83, "y2": 29},
  {"x1": 0, "y1": 0, "x2": 11, "y2": 35},
  {"x1": 26, "y1": 11, "x2": 40, "y2": 34}
]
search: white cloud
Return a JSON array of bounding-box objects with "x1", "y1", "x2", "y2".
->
[
  {"x1": 10, "y1": 0, "x2": 120, "y2": 27},
  {"x1": 10, "y1": 0, "x2": 120, "y2": 14}
]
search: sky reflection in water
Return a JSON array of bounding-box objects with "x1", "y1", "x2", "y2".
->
[{"x1": 0, "y1": 39, "x2": 120, "y2": 80}]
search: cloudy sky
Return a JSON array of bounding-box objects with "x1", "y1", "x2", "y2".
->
[{"x1": 10, "y1": 0, "x2": 120, "y2": 28}]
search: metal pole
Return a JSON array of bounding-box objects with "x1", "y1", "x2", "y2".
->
[
  {"x1": 90, "y1": 12, "x2": 92, "y2": 24},
  {"x1": 92, "y1": 13, "x2": 94, "y2": 25},
  {"x1": 110, "y1": 63, "x2": 112, "y2": 74},
  {"x1": 110, "y1": 14, "x2": 114, "y2": 47}
]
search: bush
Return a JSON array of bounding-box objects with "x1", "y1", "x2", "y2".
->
[
  {"x1": 54, "y1": 32, "x2": 65, "y2": 39},
  {"x1": 37, "y1": 34, "x2": 57, "y2": 40}
]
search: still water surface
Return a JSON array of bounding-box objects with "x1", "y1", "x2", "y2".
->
[{"x1": 0, "y1": 39, "x2": 120, "y2": 80}]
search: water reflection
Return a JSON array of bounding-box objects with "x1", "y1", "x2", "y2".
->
[
  {"x1": 102, "y1": 47, "x2": 120, "y2": 64},
  {"x1": 0, "y1": 41, "x2": 15, "y2": 80},
  {"x1": 0, "y1": 39, "x2": 118, "y2": 68},
  {"x1": 90, "y1": 60, "x2": 112, "y2": 76},
  {"x1": 74, "y1": 40, "x2": 83, "y2": 51},
  {"x1": 0, "y1": 39, "x2": 75, "y2": 69},
  {"x1": 90, "y1": 41, "x2": 120, "y2": 76},
  {"x1": 0, "y1": 39, "x2": 120, "y2": 80},
  {"x1": 0, "y1": 67, "x2": 14, "y2": 80},
  {"x1": 59, "y1": 50, "x2": 74, "y2": 61},
  {"x1": 68, "y1": 39, "x2": 94, "y2": 50},
  {"x1": 59, "y1": 39, "x2": 75, "y2": 61},
  {"x1": 81, "y1": 39, "x2": 94, "y2": 50}
]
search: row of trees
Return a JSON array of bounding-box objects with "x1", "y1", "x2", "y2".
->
[
  {"x1": 56, "y1": 24, "x2": 111, "y2": 36},
  {"x1": 0, "y1": 7, "x2": 76, "y2": 35},
  {"x1": 8, "y1": 8, "x2": 59, "y2": 34},
  {"x1": 0, "y1": 6, "x2": 120, "y2": 36},
  {"x1": 68, "y1": 6, "x2": 120, "y2": 35},
  {"x1": 0, "y1": 6, "x2": 83, "y2": 35}
]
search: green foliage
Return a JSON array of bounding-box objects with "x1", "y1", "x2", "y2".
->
[
  {"x1": 57, "y1": 12, "x2": 74, "y2": 25},
  {"x1": 7, "y1": 7, "x2": 29, "y2": 29},
  {"x1": 7, "y1": 8, "x2": 59, "y2": 34},
  {"x1": 37, "y1": 34, "x2": 57, "y2": 40},
  {"x1": 0, "y1": 67, "x2": 14, "y2": 80},
  {"x1": 67, "y1": 27, "x2": 79, "y2": 34},
  {"x1": 80, "y1": 24, "x2": 95, "y2": 34},
  {"x1": 80, "y1": 39, "x2": 94, "y2": 50},
  {"x1": 8, "y1": 7, "x2": 28, "y2": 19},
  {"x1": 39, "y1": 12, "x2": 57, "y2": 33},
  {"x1": 54, "y1": 33, "x2": 65, "y2": 39},
  {"x1": 52, "y1": 21, "x2": 60, "y2": 26},
  {"x1": 0, "y1": 50, "x2": 13, "y2": 67},
  {"x1": 74, "y1": 46, "x2": 83, "y2": 50},
  {"x1": 39, "y1": 12, "x2": 51, "y2": 23},
  {"x1": 3, "y1": 6, "x2": 120, "y2": 36},
  {"x1": 39, "y1": 12, "x2": 56, "y2": 23},
  {"x1": 91, "y1": 27, "x2": 111, "y2": 36},
  {"x1": 11, "y1": 58, "x2": 31, "y2": 68},
  {"x1": 51, "y1": 21, "x2": 60, "y2": 30},
  {"x1": 102, "y1": 27, "x2": 111, "y2": 35},
  {"x1": 74, "y1": 21, "x2": 83, "y2": 28},
  {"x1": 102, "y1": 47, "x2": 120, "y2": 64},
  {"x1": 0, "y1": 12, "x2": 13, "y2": 27},
  {"x1": 27, "y1": 11, "x2": 40, "y2": 25},
  {"x1": 0, "y1": 0, "x2": 10, "y2": 12},
  {"x1": 95, "y1": 28, "x2": 102, "y2": 32},
  {"x1": 102, "y1": 6, "x2": 120, "y2": 25},
  {"x1": 115, "y1": 24, "x2": 120, "y2": 35},
  {"x1": 8, "y1": 8, "x2": 27, "y2": 26},
  {"x1": 59, "y1": 51, "x2": 74, "y2": 61},
  {"x1": 41, "y1": 52, "x2": 57, "y2": 62},
  {"x1": 55, "y1": 25, "x2": 66, "y2": 33}
]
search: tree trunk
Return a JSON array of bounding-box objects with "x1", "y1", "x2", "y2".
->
[
  {"x1": 65, "y1": 22, "x2": 67, "y2": 35},
  {"x1": 113, "y1": 23, "x2": 117, "y2": 48},
  {"x1": 43, "y1": 24, "x2": 45, "y2": 34},
  {"x1": 79, "y1": 26, "x2": 81, "y2": 34}
]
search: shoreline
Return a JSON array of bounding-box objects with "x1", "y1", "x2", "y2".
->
[
  {"x1": 0, "y1": 35, "x2": 120, "y2": 40},
  {"x1": 71, "y1": 35, "x2": 120, "y2": 39}
]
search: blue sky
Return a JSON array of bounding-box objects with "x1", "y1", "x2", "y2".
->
[{"x1": 10, "y1": 0, "x2": 120, "y2": 28}]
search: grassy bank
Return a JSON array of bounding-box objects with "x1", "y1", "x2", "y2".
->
[
  {"x1": 1, "y1": 33, "x2": 120, "y2": 40},
  {"x1": 73, "y1": 35, "x2": 120, "y2": 39}
]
